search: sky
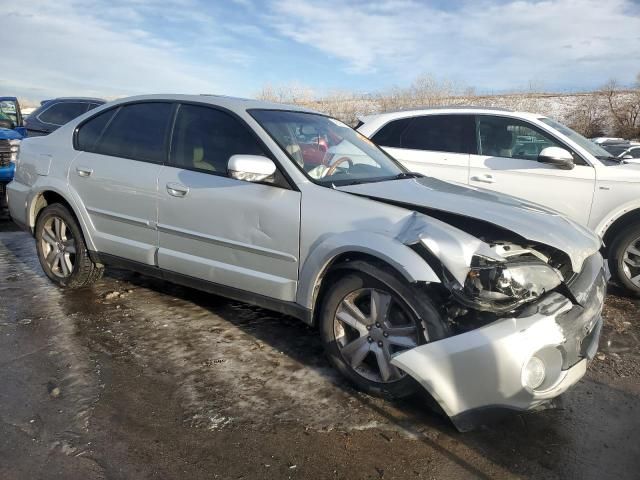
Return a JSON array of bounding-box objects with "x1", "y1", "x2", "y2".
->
[{"x1": 3, "y1": 0, "x2": 640, "y2": 102}]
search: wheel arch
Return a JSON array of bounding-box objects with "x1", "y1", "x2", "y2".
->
[
  {"x1": 599, "y1": 207, "x2": 640, "y2": 252},
  {"x1": 297, "y1": 231, "x2": 440, "y2": 326},
  {"x1": 28, "y1": 186, "x2": 96, "y2": 251}
]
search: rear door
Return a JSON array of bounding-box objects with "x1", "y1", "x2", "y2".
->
[
  {"x1": 157, "y1": 103, "x2": 301, "y2": 301},
  {"x1": 69, "y1": 102, "x2": 173, "y2": 264},
  {"x1": 468, "y1": 115, "x2": 596, "y2": 224},
  {"x1": 370, "y1": 114, "x2": 475, "y2": 184}
]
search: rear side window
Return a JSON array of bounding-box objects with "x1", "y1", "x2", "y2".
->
[
  {"x1": 95, "y1": 102, "x2": 173, "y2": 163},
  {"x1": 400, "y1": 115, "x2": 476, "y2": 153},
  {"x1": 371, "y1": 118, "x2": 412, "y2": 148},
  {"x1": 631, "y1": 147, "x2": 640, "y2": 159},
  {"x1": 87, "y1": 103, "x2": 102, "y2": 111},
  {"x1": 39, "y1": 102, "x2": 89, "y2": 126},
  {"x1": 76, "y1": 109, "x2": 117, "y2": 152},
  {"x1": 170, "y1": 104, "x2": 265, "y2": 174}
]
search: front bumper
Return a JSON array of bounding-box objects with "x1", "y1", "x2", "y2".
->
[{"x1": 392, "y1": 253, "x2": 606, "y2": 431}]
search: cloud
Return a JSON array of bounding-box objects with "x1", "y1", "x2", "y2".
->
[
  {"x1": 3, "y1": 0, "x2": 639, "y2": 101},
  {"x1": 267, "y1": 0, "x2": 640, "y2": 90},
  {"x1": 2, "y1": 0, "x2": 251, "y2": 100}
]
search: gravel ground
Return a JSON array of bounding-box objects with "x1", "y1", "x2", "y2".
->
[{"x1": 1, "y1": 218, "x2": 639, "y2": 480}]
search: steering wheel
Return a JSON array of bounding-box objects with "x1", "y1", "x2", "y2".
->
[{"x1": 325, "y1": 156, "x2": 353, "y2": 177}]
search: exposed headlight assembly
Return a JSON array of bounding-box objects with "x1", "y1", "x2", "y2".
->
[
  {"x1": 454, "y1": 255, "x2": 563, "y2": 312},
  {"x1": 8, "y1": 139, "x2": 20, "y2": 163}
]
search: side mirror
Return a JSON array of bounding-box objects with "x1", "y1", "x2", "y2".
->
[
  {"x1": 622, "y1": 154, "x2": 634, "y2": 160},
  {"x1": 228, "y1": 155, "x2": 277, "y2": 183},
  {"x1": 0, "y1": 118, "x2": 15, "y2": 130},
  {"x1": 538, "y1": 147, "x2": 575, "y2": 170}
]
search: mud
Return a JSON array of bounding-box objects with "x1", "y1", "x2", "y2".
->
[{"x1": 1, "y1": 224, "x2": 639, "y2": 479}]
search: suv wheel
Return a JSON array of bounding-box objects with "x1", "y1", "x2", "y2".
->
[
  {"x1": 609, "y1": 224, "x2": 640, "y2": 295},
  {"x1": 319, "y1": 263, "x2": 449, "y2": 399},
  {"x1": 35, "y1": 204, "x2": 103, "y2": 288}
]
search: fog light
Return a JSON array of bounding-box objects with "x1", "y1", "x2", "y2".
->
[{"x1": 523, "y1": 356, "x2": 546, "y2": 390}]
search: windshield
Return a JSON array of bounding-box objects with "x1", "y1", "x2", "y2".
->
[
  {"x1": 538, "y1": 117, "x2": 613, "y2": 160},
  {"x1": 250, "y1": 110, "x2": 407, "y2": 185},
  {"x1": 0, "y1": 100, "x2": 18, "y2": 125}
]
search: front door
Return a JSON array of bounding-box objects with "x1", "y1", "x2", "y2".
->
[
  {"x1": 468, "y1": 115, "x2": 596, "y2": 225},
  {"x1": 157, "y1": 103, "x2": 301, "y2": 301}
]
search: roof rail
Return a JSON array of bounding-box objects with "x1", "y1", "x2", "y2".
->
[{"x1": 385, "y1": 105, "x2": 514, "y2": 114}]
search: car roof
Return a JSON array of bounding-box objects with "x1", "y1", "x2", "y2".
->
[
  {"x1": 106, "y1": 94, "x2": 319, "y2": 114},
  {"x1": 359, "y1": 107, "x2": 544, "y2": 125},
  {"x1": 44, "y1": 97, "x2": 106, "y2": 103}
]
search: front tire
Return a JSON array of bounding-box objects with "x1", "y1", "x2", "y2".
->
[
  {"x1": 319, "y1": 262, "x2": 449, "y2": 399},
  {"x1": 608, "y1": 224, "x2": 640, "y2": 296},
  {"x1": 35, "y1": 203, "x2": 103, "y2": 288}
]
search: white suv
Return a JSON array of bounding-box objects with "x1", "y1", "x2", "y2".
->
[{"x1": 358, "y1": 108, "x2": 640, "y2": 294}]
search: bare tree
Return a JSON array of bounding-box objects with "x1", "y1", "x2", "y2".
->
[
  {"x1": 602, "y1": 79, "x2": 640, "y2": 139},
  {"x1": 566, "y1": 93, "x2": 606, "y2": 138},
  {"x1": 374, "y1": 74, "x2": 463, "y2": 112},
  {"x1": 256, "y1": 82, "x2": 314, "y2": 104}
]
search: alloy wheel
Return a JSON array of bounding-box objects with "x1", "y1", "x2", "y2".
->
[
  {"x1": 40, "y1": 216, "x2": 76, "y2": 278},
  {"x1": 622, "y1": 238, "x2": 640, "y2": 288},
  {"x1": 333, "y1": 288, "x2": 420, "y2": 383}
]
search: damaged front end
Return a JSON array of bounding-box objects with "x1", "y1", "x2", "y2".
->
[{"x1": 392, "y1": 212, "x2": 606, "y2": 431}]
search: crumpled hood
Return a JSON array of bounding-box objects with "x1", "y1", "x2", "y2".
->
[{"x1": 337, "y1": 177, "x2": 600, "y2": 273}]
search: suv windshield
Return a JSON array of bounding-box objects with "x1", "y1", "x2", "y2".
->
[
  {"x1": 538, "y1": 117, "x2": 613, "y2": 160},
  {"x1": 250, "y1": 110, "x2": 407, "y2": 185}
]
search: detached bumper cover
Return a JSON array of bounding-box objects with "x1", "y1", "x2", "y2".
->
[{"x1": 392, "y1": 253, "x2": 606, "y2": 431}]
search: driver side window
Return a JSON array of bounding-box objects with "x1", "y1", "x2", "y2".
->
[
  {"x1": 477, "y1": 116, "x2": 563, "y2": 161},
  {"x1": 170, "y1": 104, "x2": 266, "y2": 174}
]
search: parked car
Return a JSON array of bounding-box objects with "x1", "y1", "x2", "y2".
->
[
  {"x1": 591, "y1": 138, "x2": 637, "y2": 158},
  {"x1": 8, "y1": 95, "x2": 605, "y2": 431},
  {"x1": 358, "y1": 108, "x2": 640, "y2": 295},
  {"x1": 591, "y1": 137, "x2": 626, "y2": 145},
  {"x1": 619, "y1": 144, "x2": 640, "y2": 160},
  {"x1": 608, "y1": 142, "x2": 640, "y2": 161},
  {"x1": 0, "y1": 97, "x2": 25, "y2": 209},
  {"x1": 24, "y1": 97, "x2": 105, "y2": 136}
]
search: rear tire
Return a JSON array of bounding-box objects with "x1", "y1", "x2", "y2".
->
[
  {"x1": 35, "y1": 203, "x2": 103, "y2": 288},
  {"x1": 318, "y1": 262, "x2": 449, "y2": 399},
  {"x1": 609, "y1": 223, "x2": 640, "y2": 296}
]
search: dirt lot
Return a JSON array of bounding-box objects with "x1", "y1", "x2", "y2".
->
[{"x1": 1, "y1": 217, "x2": 639, "y2": 480}]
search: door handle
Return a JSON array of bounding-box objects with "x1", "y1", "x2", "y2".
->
[
  {"x1": 470, "y1": 174, "x2": 496, "y2": 184},
  {"x1": 75, "y1": 167, "x2": 93, "y2": 177},
  {"x1": 166, "y1": 183, "x2": 189, "y2": 197}
]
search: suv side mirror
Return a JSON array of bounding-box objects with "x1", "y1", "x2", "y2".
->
[
  {"x1": 228, "y1": 155, "x2": 277, "y2": 183},
  {"x1": 538, "y1": 147, "x2": 575, "y2": 170},
  {"x1": 0, "y1": 118, "x2": 15, "y2": 130},
  {"x1": 622, "y1": 154, "x2": 634, "y2": 160}
]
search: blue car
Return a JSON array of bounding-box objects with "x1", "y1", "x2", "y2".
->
[{"x1": 0, "y1": 97, "x2": 25, "y2": 208}]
